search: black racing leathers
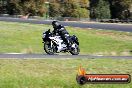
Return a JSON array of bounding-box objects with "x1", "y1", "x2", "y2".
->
[{"x1": 52, "y1": 25, "x2": 70, "y2": 47}]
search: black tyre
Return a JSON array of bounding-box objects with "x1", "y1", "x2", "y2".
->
[
  {"x1": 70, "y1": 43, "x2": 80, "y2": 55},
  {"x1": 44, "y1": 41, "x2": 55, "y2": 55}
]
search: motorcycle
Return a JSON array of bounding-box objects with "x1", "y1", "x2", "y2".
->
[{"x1": 42, "y1": 29, "x2": 80, "y2": 55}]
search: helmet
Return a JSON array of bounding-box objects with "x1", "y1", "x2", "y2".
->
[{"x1": 52, "y1": 21, "x2": 60, "y2": 29}]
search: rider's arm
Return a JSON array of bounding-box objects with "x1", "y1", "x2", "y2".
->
[
  {"x1": 58, "y1": 25, "x2": 66, "y2": 32},
  {"x1": 52, "y1": 30, "x2": 56, "y2": 35},
  {"x1": 52, "y1": 29, "x2": 58, "y2": 35}
]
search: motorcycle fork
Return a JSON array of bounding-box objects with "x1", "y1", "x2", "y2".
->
[{"x1": 50, "y1": 41, "x2": 53, "y2": 48}]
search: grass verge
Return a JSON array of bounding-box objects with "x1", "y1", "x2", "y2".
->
[
  {"x1": 0, "y1": 59, "x2": 132, "y2": 88},
  {"x1": 0, "y1": 21, "x2": 132, "y2": 55}
]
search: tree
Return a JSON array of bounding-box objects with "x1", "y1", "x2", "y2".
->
[
  {"x1": 80, "y1": 0, "x2": 89, "y2": 8},
  {"x1": 49, "y1": 2, "x2": 61, "y2": 17},
  {"x1": 6, "y1": 0, "x2": 90, "y2": 18},
  {"x1": 7, "y1": 0, "x2": 20, "y2": 15},
  {"x1": 90, "y1": 0, "x2": 111, "y2": 19},
  {"x1": 60, "y1": 0, "x2": 89, "y2": 18},
  {"x1": 7, "y1": 0, "x2": 47, "y2": 16},
  {"x1": 74, "y1": 6, "x2": 89, "y2": 18},
  {"x1": 109, "y1": 0, "x2": 132, "y2": 19},
  {"x1": 61, "y1": 0, "x2": 77, "y2": 17}
]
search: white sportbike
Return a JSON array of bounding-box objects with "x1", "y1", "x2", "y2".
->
[{"x1": 42, "y1": 29, "x2": 80, "y2": 55}]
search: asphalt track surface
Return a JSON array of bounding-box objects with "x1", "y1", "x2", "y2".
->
[
  {"x1": 0, "y1": 17, "x2": 132, "y2": 32},
  {"x1": 0, "y1": 54, "x2": 132, "y2": 59}
]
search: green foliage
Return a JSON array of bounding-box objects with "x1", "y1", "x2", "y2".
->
[
  {"x1": 61, "y1": 1, "x2": 78, "y2": 17},
  {"x1": 7, "y1": 0, "x2": 46, "y2": 16},
  {"x1": 74, "y1": 7, "x2": 89, "y2": 18},
  {"x1": 7, "y1": 0, "x2": 20, "y2": 15},
  {"x1": 90, "y1": 0, "x2": 111, "y2": 19},
  {"x1": 80, "y1": 0, "x2": 89, "y2": 7},
  {"x1": 61, "y1": 0, "x2": 89, "y2": 18},
  {"x1": 90, "y1": 0, "x2": 132, "y2": 19},
  {"x1": 1, "y1": 0, "x2": 89, "y2": 18},
  {"x1": 49, "y1": 3, "x2": 61, "y2": 17},
  {"x1": 109, "y1": 0, "x2": 132, "y2": 19},
  {"x1": 2, "y1": 0, "x2": 132, "y2": 19}
]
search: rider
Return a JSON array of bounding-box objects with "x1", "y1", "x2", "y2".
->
[{"x1": 52, "y1": 21, "x2": 71, "y2": 50}]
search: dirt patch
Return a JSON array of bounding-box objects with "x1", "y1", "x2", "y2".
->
[
  {"x1": 96, "y1": 31, "x2": 115, "y2": 36},
  {"x1": 95, "y1": 31, "x2": 132, "y2": 41},
  {"x1": 21, "y1": 47, "x2": 33, "y2": 54}
]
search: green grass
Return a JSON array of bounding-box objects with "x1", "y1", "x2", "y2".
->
[
  {"x1": 0, "y1": 21, "x2": 132, "y2": 55},
  {"x1": 0, "y1": 59, "x2": 132, "y2": 88}
]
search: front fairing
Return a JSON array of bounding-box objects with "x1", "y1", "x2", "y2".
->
[{"x1": 42, "y1": 29, "x2": 52, "y2": 42}]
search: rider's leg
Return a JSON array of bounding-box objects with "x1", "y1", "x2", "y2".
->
[{"x1": 63, "y1": 34, "x2": 71, "y2": 49}]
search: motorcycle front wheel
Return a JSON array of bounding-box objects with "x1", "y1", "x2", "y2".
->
[
  {"x1": 70, "y1": 43, "x2": 80, "y2": 55},
  {"x1": 44, "y1": 41, "x2": 55, "y2": 55}
]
